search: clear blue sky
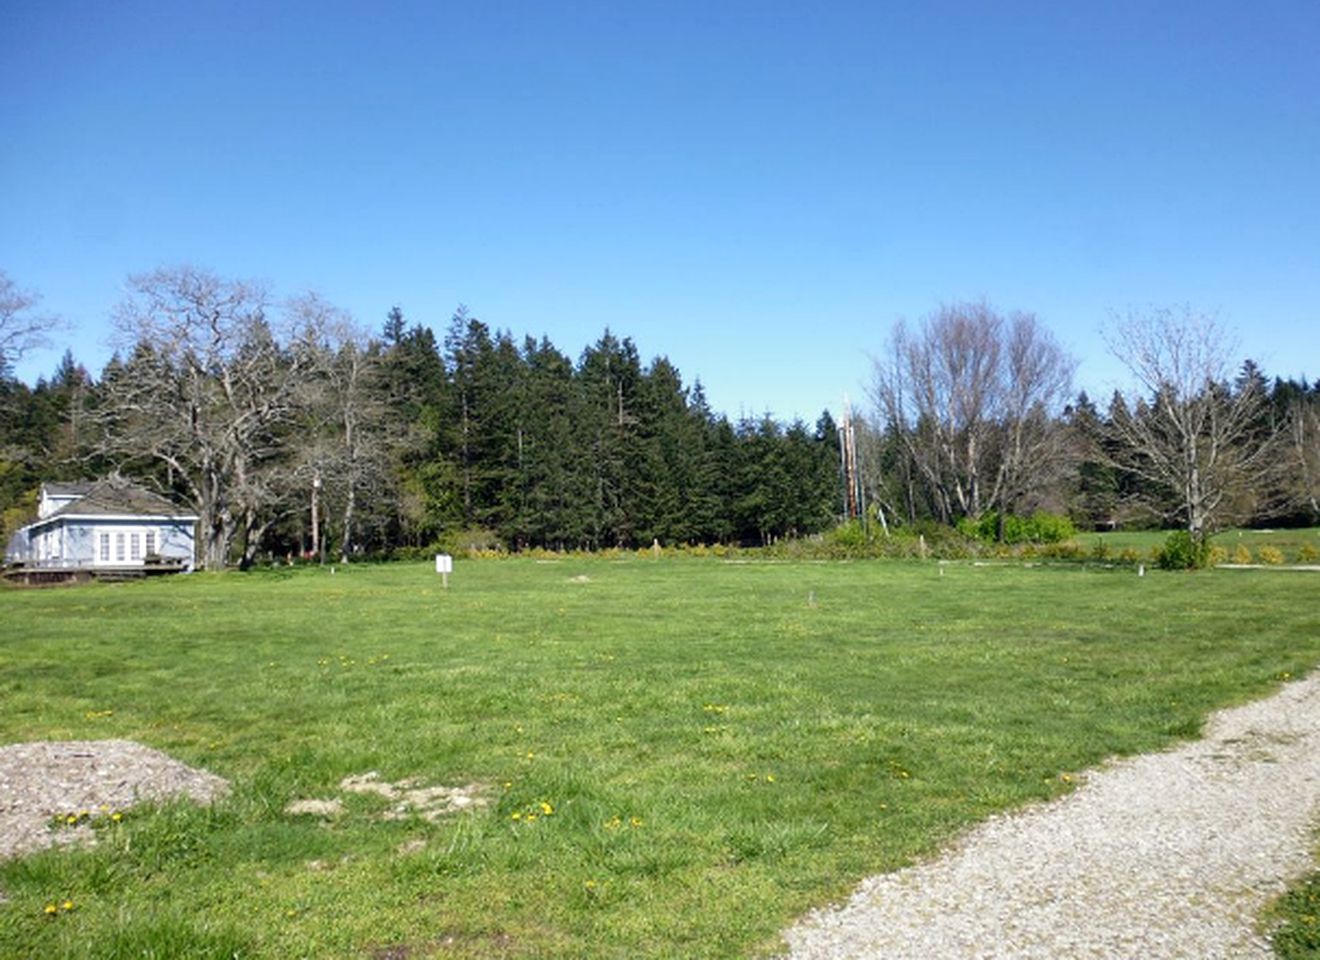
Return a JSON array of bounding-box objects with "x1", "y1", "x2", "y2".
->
[{"x1": 3, "y1": 0, "x2": 1317, "y2": 421}]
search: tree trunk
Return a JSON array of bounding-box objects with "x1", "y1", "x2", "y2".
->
[{"x1": 340, "y1": 485, "x2": 356, "y2": 563}]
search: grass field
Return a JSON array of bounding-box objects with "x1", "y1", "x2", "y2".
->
[
  {"x1": 1085, "y1": 526, "x2": 1320, "y2": 562},
  {"x1": 2, "y1": 557, "x2": 1319, "y2": 958}
]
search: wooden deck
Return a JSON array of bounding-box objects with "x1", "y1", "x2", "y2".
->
[{"x1": 3, "y1": 560, "x2": 189, "y2": 587}]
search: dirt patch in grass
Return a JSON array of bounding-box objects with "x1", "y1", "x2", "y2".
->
[
  {"x1": 285, "y1": 771, "x2": 491, "y2": 823},
  {"x1": 0, "y1": 739, "x2": 230, "y2": 863}
]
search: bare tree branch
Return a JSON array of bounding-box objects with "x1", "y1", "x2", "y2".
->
[
  {"x1": 0, "y1": 270, "x2": 59, "y2": 372},
  {"x1": 868, "y1": 301, "x2": 1075, "y2": 526},
  {"x1": 1103, "y1": 306, "x2": 1278, "y2": 540}
]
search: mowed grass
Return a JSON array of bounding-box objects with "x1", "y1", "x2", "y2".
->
[
  {"x1": 1, "y1": 558, "x2": 1318, "y2": 958},
  {"x1": 1084, "y1": 526, "x2": 1320, "y2": 560}
]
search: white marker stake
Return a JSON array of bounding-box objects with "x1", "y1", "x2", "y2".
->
[{"x1": 435, "y1": 553, "x2": 453, "y2": 588}]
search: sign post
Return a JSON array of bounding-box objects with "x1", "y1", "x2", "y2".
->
[{"x1": 435, "y1": 553, "x2": 453, "y2": 588}]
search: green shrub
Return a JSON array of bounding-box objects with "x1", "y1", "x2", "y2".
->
[
  {"x1": 1157, "y1": 531, "x2": 1212, "y2": 570},
  {"x1": 437, "y1": 526, "x2": 504, "y2": 556},
  {"x1": 1298, "y1": 544, "x2": 1320, "y2": 564},
  {"x1": 1026, "y1": 511, "x2": 1078, "y2": 544},
  {"x1": 824, "y1": 520, "x2": 870, "y2": 550},
  {"x1": 956, "y1": 511, "x2": 1077, "y2": 545},
  {"x1": 1232, "y1": 543, "x2": 1253, "y2": 564}
]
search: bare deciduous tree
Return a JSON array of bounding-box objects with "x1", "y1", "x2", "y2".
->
[
  {"x1": 869, "y1": 301, "x2": 1075, "y2": 525},
  {"x1": 98, "y1": 266, "x2": 309, "y2": 569},
  {"x1": 1103, "y1": 306, "x2": 1276, "y2": 542},
  {"x1": 0, "y1": 270, "x2": 57, "y2": 372},
  {"x1": 286, "y1": 293, "x2": 392, "y2": 563},
  {"x1": 1286, "y1": 395, "x2": 1320, "y2": 518}
]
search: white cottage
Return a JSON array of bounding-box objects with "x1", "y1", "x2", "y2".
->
[{"x1": 5, "y1": 479, "x2": 198, "y2": 572}]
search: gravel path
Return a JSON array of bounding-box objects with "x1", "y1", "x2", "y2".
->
[{"x1": 781, "y1": 673, "x2": 1320, "y2": 960}]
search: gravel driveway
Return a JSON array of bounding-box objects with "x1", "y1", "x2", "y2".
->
[{"x1": 782, "y1": 672, "x2": 1320, "y2": 959}]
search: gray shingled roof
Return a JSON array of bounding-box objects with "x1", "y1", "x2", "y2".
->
[
  {"x1": 43, "y1": 481, "x2": 94, "y2": 498},
  {"x1": 47, "y1": 479, "x2": 197, "y2": 520}
]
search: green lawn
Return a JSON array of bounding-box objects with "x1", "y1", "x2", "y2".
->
[
  {"x1": 1083, "y1": 526, "x2": 1320, "y2": 562},
  {"x1": 1, "y1": 558, "x2": 1318, "y2": 958}
]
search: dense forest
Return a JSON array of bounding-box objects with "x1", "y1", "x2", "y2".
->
[{"x1": 1, "y1": 268, "x2": 1317, "y2": 568}]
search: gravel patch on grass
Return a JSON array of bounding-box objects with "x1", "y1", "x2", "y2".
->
[
  {"x1": 0, "y1": 739, "x2": 229, "y2": 863},
  {"x1": 782, "y1": 673, "x2": 1320, "y2": 959}
]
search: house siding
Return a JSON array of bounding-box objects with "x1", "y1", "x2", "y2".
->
[
  {"x1": 5, "y1": 482, "x2": 198, "y2": 571},
  {"x1": 12, "y1": 518, "x2": 196, "y2": 569}
]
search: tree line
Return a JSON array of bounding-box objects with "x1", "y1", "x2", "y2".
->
[
  {"x1": 0, "y1": 267, "x2": 839, "y2": 567},
  {"x1": 2, "y1": 269, "x2": 1317, "y2": 569},
  {"x1": 860, "y1": 302, "x2": 1319, "y2": 549}
]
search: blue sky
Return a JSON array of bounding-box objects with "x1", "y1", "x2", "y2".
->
[{"x1": 3, "y1": 0, "x2": 1317, "y2": 421}]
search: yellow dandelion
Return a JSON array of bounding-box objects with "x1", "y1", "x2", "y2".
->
[
  {"x1": 539, "y1": 801, "x2": 554, "y2": 815},
  {"x1": 630, "y1": 817, "x2": 644, "y2": 827},
  {"x1": 765, "y1": 774, "x2": 776, "y2": 783},
  {"x1": 511, "y1": 812, "x2": 522, "y2": 820},
  {"x1": 61, "y1": 900, "x2": 74, "y2": 911},
  {"x1": 111, "y1": 812, "x2": 123, "y2": 822},
  {"x1": 65, "y1": 814, "x2": 78, "y2": 825},
  {"x1": 584, "y1": 879, "x2": 597, "y2": 890},
  {"x1": 44, "y1": 904, "x2": 58, "y2": 916}
]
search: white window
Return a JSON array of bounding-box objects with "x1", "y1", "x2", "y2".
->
[
  {"x1": 100, "y1": 533, "x2": 111, "y2": 562},
  {"x1": 145, "y1": 530, "x2": 156, "y2": 555},
  {"x1": 130, "y1": 532, "x2": 141, "y2": 561},
  {"x1": 115, "y1": 533, "x2": 126, "y2": 562}
]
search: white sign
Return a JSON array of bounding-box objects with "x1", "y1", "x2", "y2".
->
[{"x1": 435, "y1": 554, "x2": 453, "y2": 574}]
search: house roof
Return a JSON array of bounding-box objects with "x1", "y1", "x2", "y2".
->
[
  {"x1": 43, "y1": 481, "x2": 95, "y2": 498},
  {"x1": 42, "y1": 479, "x2": 198, "y2": 522}
]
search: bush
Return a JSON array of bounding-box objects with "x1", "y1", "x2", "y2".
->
[
  {"x1": 956, "y1": 511, "x2": 1076, "y2": 545},
  {"x1": 1299, "y1": 544, "x2": 1320, "y2": 564},
  {"x1": 823, "y1": 520, "x2": 871, "y2": 551},
  {"x1": 1258, "y1": 545, "x2": 1286, "y2": 565},
  {"x1": 1157, "y1": 531, "x2": 1212, "y2": 570},
  {"x1": 1232, "y1": 543, "x2": 1253, "y2": 564}
]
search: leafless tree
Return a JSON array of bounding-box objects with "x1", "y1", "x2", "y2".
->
[
  {"x1": 286, "y1": 293, "x2": 392, "y2": 563},
  {"x1": 97, "y1": 266, "x2": 309, "y2": 569},
  {"x1": 0, "y1": 270, "x2": 57, "y2": 372},
  {"x1": 868, "y1": 301, "x2": 1075, "y2": 525},
  {"x1": 1286, "y1": 396, "x2": 1320, "y2": 518},
  {"x1": 995, "y1": 312, "x2": 1078, "y2": 521},
  {"x1": 1103, "y1": 306, "x2": 1276, "y2": 542}
]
